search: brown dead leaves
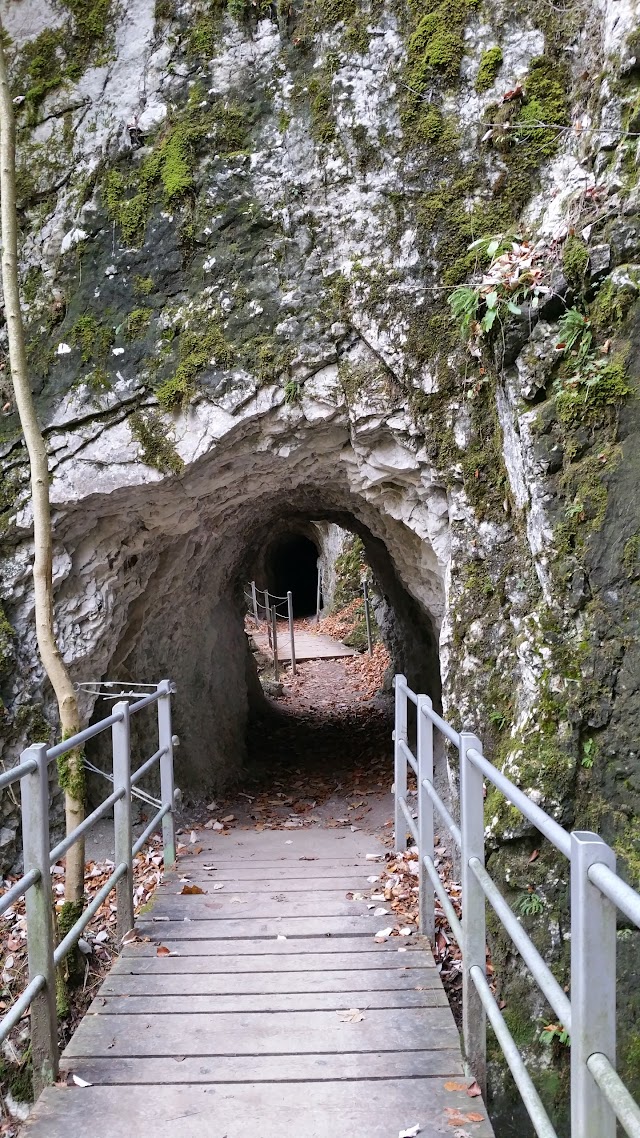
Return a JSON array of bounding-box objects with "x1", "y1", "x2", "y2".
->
[{"x1": 444, "y1": 1107, "x2": 484, "y2": 1126}]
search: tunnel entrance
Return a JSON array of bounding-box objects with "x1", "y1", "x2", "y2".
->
[{"x1": 265, "y1": 533, "x2": 320, "y2": 617}]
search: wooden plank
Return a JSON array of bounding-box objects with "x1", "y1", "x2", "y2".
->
[
  {"x1": 174, "y1": 857, "x2": 385, "y2": 872},
  {"x1": 25, "y1": 1079, "x2": 494, "y2": 1137},
  {"x1": 173, "y1": 866, "x2": 382, "y2": 883},
  {"x1": 114, "y1": 950, "x2": 432, "y2": 973},
  {"x1": 90, "y1": 989, "x2": 448, "y2": 1013},
  {"x1": 102, "y1": 967, "x2": 441, "y2": 996},
  {"x1": 135, "y1": 915, "x2": 388, "y2": 938},
  {"x1": 252, "y1": 631, "x2": 357, "y2": 661},
  {"x1": 118, "y1": 937, "x2": 432, "y2": 955},
  {"x1": 144, "y1": 896, "x2": 379, "y2": 919},
  {"x1": 58, "y1": 1050, "x2": 465, "y2": 1085},
  {"x1": 63, "y1": 1007, "x2": 460, "y2": 1058},
  {"x1": 162, "y1": 876, "x2": 380, "y2": 892}
]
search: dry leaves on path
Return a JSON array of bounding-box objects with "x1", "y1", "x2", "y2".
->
[{"x1": 336, "y1": 1008, "x2": 364, "y2": 1022}]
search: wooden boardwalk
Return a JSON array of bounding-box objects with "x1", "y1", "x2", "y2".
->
[
  {"x1": 25, "y1": 828, "x2": 493, "y2": 1138},
  {"x1": 252, "y1": 628, "x2": 357, "y2": 661}
]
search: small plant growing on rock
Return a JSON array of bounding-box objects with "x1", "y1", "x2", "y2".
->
[
  {"x1": 284, "y1": 379, "x2": 301, "y2": 404},
  {"x1": 555, "y1": 307, "x2": 592, "y2": 361},
  {"x1": 540, "y1": 1023, "x2": 570, "y2": 1047},
  {"x1": 518, "y1": 891, "x2": 543, "y2": 916},
  {"x1": 581, "y1": 738, "x2": 596, "y2": 768},
  {"x1": 447, "y1": 234, "x2": 549, "y2": 341}
]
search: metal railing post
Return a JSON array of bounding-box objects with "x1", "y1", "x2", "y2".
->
[
  {"x1": 271, "y1": 606, "x2": 280, "y2": 681},
  {"x1": 264, "y1": 589, "x2": 270, "y2": 630},
  {"x1": 417, "y1": 695, "x2": 434, "y2": 941},
  {"x1": 570, "y1": 831, "x2": 617, "y2": 1138},
  {"x1": 157, "y1": 680, "x2": 176, "y2": 868},
  {"x1": 112, "y1": 701, "x2": 134, "y2": 939},
  {"x1": 363, "y1": 579, "x2": 373, "y2": 656},
  {"x1": 251, "y1": 581, "x2": 259, "y2": 626},
  {"x1": 20, "y1": 744, "x2": 58, "y2": 1093},
  {"x1": 460, "y1": 731, "x2": 486, "y2": 1093},
  {"x1": 287, "y1": 590, "x2": 296, "y2": 676},
  {"x1": 394, "y1": 675, "x2": 408, "y2": 851}
]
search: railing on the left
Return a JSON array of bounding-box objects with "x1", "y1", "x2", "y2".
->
[{"x1": 0, "y1": 677, "x2": 177, "y2": 1094}]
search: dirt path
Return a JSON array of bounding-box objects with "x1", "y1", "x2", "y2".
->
[{"x1": 188, "y1": 647, "x2": 395, "y2": 839}]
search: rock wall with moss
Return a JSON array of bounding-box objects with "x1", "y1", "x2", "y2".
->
[{"x1": 1, "y1": 0, "x2": 640, "y2": 1127}]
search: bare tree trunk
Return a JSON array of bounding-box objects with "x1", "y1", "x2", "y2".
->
[{"x1": 0, "y1": 32, "x2": 85, "y2": 904}]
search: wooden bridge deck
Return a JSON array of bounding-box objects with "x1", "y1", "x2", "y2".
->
[
  {"x1": 252, "y1": 629, "x2": 357, "y2": 661},
  {"x1": 24, "y1": 828, "x2": 493, "y2": 1138}
]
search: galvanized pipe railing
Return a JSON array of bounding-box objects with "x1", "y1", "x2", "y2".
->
[
  {"x1": 0, "y1": 678, "x2": 177, "y2": 1095},
  {"x1": 245, "y1": 582, "x2": 297, "y2": 676},
  {"x1": 393, "y1": 673, "x2": 640, "y2": 1138}
]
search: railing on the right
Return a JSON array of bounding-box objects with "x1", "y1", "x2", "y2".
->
[{"x1": 393, "y1": 673, "x2": 640, "y2": 1138}]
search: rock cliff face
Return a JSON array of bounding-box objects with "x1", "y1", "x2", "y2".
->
[{"x1": 1, "y1": 0, "x2": 640, "y2": 1125}]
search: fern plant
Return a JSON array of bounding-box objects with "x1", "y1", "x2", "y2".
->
[
  {"x1": 540, "y1": 1023, "x2": 571, "y2": 1047},
  {"x1": 518, "y1": 892, "x2": 543, "y2": 916},
  {"x1": 556, "y1": 307, "x2": 592, "y2": 361},
  {"x1": 447, "y1": 285, "x2": 480, "y2": 338}
]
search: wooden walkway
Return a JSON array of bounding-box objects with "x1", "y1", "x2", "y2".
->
[
  {"x1": 252, "y1": 628, "x2": 357, "y2": 661},
  {"x1": 25, "y1": 828, "x2": 493, "y2": 1138}
]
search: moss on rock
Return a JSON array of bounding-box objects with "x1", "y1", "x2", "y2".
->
[
  {"x1": 130, "y1": 411, "x2": 184, "y2": 475},
  {"x1": 475, "y1": 45, "x2": 503, "y2": 93}
]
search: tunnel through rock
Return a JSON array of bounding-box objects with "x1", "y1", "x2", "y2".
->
[
  {"x1": 57, "y1": 418, "x2": 449, "y2": 808},
  {"x1": 263, "y1": 531, "x2": 320, "y2": 617},
  {"x1": 85, "y1": 497, "x2": 445, "y2": 805}
]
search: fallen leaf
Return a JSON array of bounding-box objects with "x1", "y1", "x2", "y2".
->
[
  {"x1": 121, "y1": 929, "x2": 138, "y2": 945},
  {"x1": 72, "y1": 1074, "x2": 92, "y2": 1087},
  {"x1": 444, "y1": 1082, "x2": 468, "y2": 1092},
  {"x1": 398, "y1": 1126, "x2": 421, "y2": 1137},
  {"x1": 444, "y1": 1107, "x2": 484, "y2": 1126},
  {"x1": 156, "y1": 945, "x2": 178, "y2": 957},
  {"x1": 337, "y1": 1008, "x2": 364, "y2": 1022},
  {"x1": 467, "y1": 1082, "x2": 482, "y2": 1098},
  {"x1": 179, "y1": 884, "x2": 205, "y2": 895},
  {"x1": 190, "y1": 830, "x2": 197, "y2": 844}
]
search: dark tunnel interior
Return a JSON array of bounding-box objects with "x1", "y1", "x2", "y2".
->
[{"x1": 265, "y1": 534, "x2": 320, "y2": 616}]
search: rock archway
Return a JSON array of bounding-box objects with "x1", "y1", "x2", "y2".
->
[{"x1": 4, "y1": 389, "x2": 451, "y2": 794}]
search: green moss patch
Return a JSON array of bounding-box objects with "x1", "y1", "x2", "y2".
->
[
  {"x1": 11, "y1": 0, "x2": 115, "y2": 125},
  {"x1": 130, "y1": 411, "x2": 184, "y2": 474},
  {"x1": 70, "y1": 313, "x2": 114, "y2": 363},
  {"x1": 156, "y1": 321, "x2": 233, "y2": 411},
  {"x1": 125, "y1": 308, "x2": 153, "y2": 341},
  {"x1": 332, "y1": 535, "x2": 367, "y2": 609},
  {"x1": 0, "y1": 605, "x2": 16, "y2": 681},
  {"x1": 562, "y1": 234, "x2": 589, "y2": 286},
  {"x1": 475, "y1": 46, "x2": 503, "y2": 93},
  {"x1": 102, "y1": 92, "x2": 252, "y2": 246},
  {"x1": 555, "y1": 356, "x2": 633, "y2": 427}
]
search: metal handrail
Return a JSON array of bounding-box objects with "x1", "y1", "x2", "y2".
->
[
  {"x1": 131, "y1": 745, "x2": 166, "y2": 786},
  {"x1": 0, "y1": 678, "x2": 177, "y2": 1095},
  {"x1": 49, "y1": 786, "x2": 125, "y2": 865},
  {"x1": 246, "y1": 581, "x2": 297, "y2": 677},
  {"x1": 0, "y1": 867, "x2": 40, "y2": 919},
  {"x1": 0, "y1": 758, "x2": 38, "y2": 791},
  {"x1": 46, "y1": 710, "x2": 124, "y2": 763},
  {"x1": 393, "y1": 673, "x2": 640, "y2": 1138},
  {"x1": 467, "y1": 744, "x2": 572, "y2": 859}
]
